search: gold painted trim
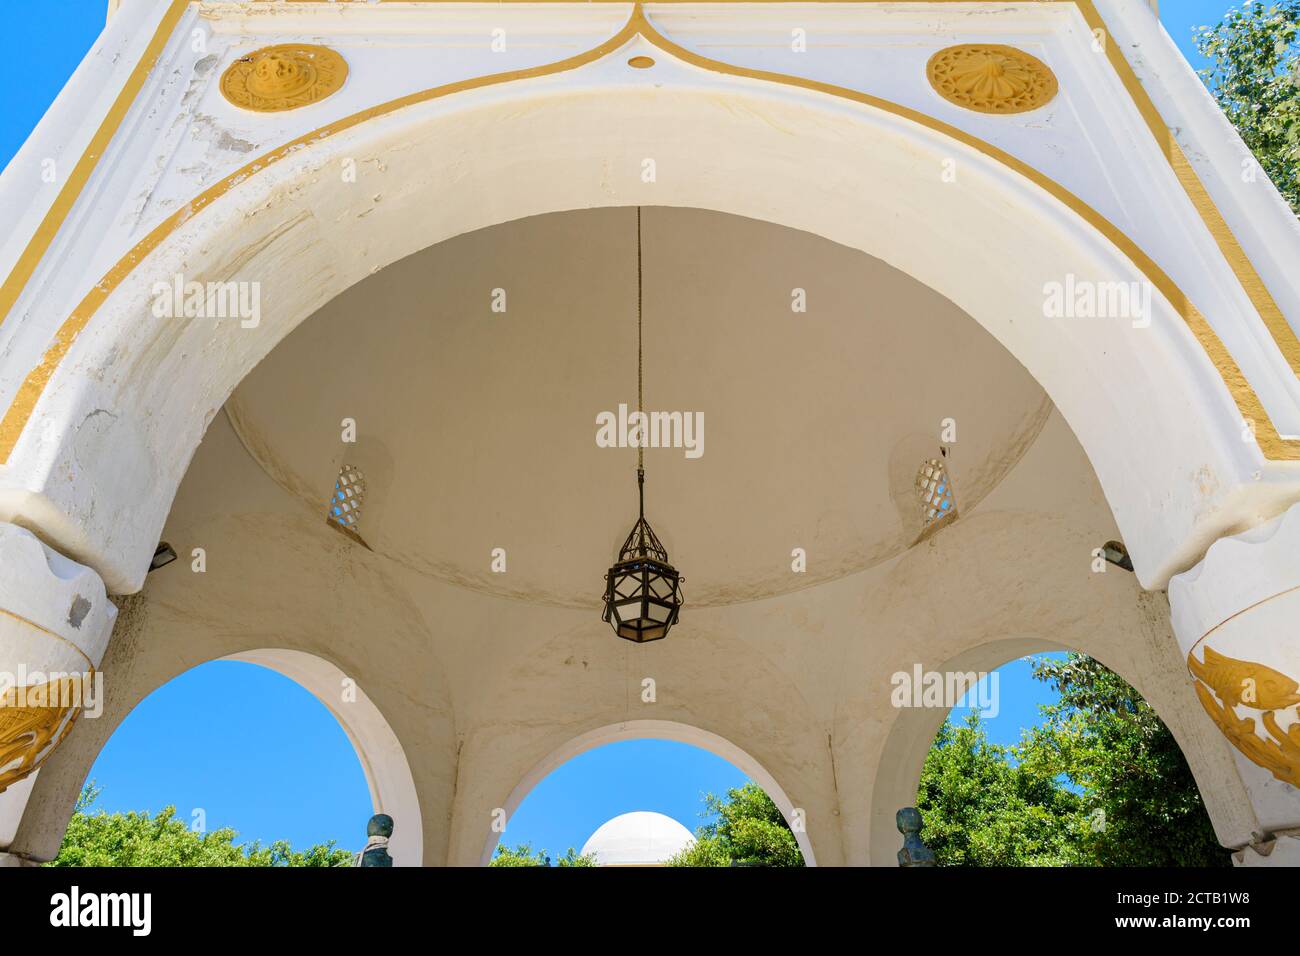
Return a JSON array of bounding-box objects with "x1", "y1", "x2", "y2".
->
[
  {"x1": 631, "y1": 9, "x2": 1300, "y2": 460},
  {"x1": 0, "y1": 674, "x2": 92, "y2": 794},
  {"x1": 1183, "y1": 580, "x2": 1300, "y2": 664},
  {"x1": 0, "y1": 1, "x2": 1298, "y2": 463},
  {"x1": 0, "y1": 0, "x2": 190, "y2": 339},
  {"x1": 0, "y1": 601, "x2": 103, "y2": 793},
  {"x1": 225, "y1": 0, "x2": 1300, "y2": 421},
  {"x1": 0, "y1": 6, "x2": 642, "y2": 463},
  {"x1": 1071, "y1": 1, "x2": 1300, "y2": 391},
  {"x1": 0, "y1": 606, "x2": 96, "y2": 673},
  {"x1": 1189, "y1": 646, "x2": 1300, "y2": 788}
]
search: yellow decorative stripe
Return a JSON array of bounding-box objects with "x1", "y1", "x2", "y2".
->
[
  {"x1": 0, "y1": 0, "x2": 1297, "y2": 464},
  {"x1": 247, "y1": 0, "x2": 1300, "y2": 417},
  {"x1": 0, "y1": 0, "x2": 189, "y2": 335},
  {"x1": 1073, "y1": 0, "x2": 1300, "y2": 394},
  {"x1": 0, "y1": 8, "x2": 643, "y2": 462},
  {"x1": 631, "y1": 9, "x2": 1298, "y2": 459}
]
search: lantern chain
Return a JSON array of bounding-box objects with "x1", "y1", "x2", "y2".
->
[
  {"x1": 637, "y1": 207, "x2": 646, "y2": 545},
  {"x1": 637, "y1": 206, "x2": 644, "y2": 474}
]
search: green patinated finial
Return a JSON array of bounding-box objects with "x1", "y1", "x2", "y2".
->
[
  {"x1": 357, "y1": 813, "x2": 395, "y2": 867},
  {"x1": 896, "y1": 807, "x2": 935, "y2": 867}
]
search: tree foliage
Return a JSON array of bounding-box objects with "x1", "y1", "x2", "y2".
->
[
  {"x1": 916, "y1": 713, "x2": 1083, "y2": 866},
  {"x1": 916, "y1": 654, "x2": 1230, "y2": 867},
  {"x1": 489, "y1": 842, "x2": 595, "y2": 867},
  {"x1": 667, "y1": 782, "x2": 804, "y2": 867},
  {"x1": 53, "y1": 653, "x2": 1229, "y2": 868},
  {"x1": 1025, "y1": 654, "x2": 1226, "y2": 867},
  {"x1": 48, "y1": 785, "x2": 355, "y2": 867},
  {"x1": 1196, "y1": 0, "x2": 1300, "y2": 213}
]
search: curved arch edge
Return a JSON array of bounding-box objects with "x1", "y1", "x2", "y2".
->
[
  {"x1": 0, "y1": 1, "x2": 1296, "y2": 466},
  {"x1": 223, "y1": 649, "x2": 424, "y2": 866},
  {"x1": 484, "y1": 719, "x2": 818, "y2": 867}
]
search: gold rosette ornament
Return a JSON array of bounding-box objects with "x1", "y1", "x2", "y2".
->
[
  {"x1": 927, "y1": 44, "x2": 1058, "y2": 115},
  {"x1": 221, "y1": 44, "x2": 348, "y2": 113}
]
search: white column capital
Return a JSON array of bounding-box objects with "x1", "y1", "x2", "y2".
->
[
  {"x1": 1168, "y1": 502, "x2": 1300, "y2": 834},
  {"x1": 1169, "y1": 503, "x2": 1300, "y2": 656},
  {"x1": 0, "y1": 521, "x2": 117, "y2": 849}
]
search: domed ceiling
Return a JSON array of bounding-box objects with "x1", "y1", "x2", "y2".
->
[{"x1": 227, "y1": 207, "x2": 1050, "y2": 607}]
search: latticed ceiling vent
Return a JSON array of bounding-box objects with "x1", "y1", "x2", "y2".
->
[
  {"x1": 915, "y1": 457, "x2": 957, "y2": 529},
  {"x1": 327, "y1": 464, "x2": 368, "y2": 546}
]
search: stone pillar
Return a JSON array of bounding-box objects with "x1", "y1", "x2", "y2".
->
[
  {"x1": 0, "y1": 522, "x2": 117, "y2": 864},
  {"x1": 1168, "y1": 502, "x2": 1300, "y2": 866}
]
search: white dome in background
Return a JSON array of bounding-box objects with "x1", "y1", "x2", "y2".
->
[{"x1": 580, "y1": 811, "x2": 695, "y2": 866}]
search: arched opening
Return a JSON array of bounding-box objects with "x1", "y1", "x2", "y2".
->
[
  {"x1": 484, "y1": 721, "x2": 815, "y2": 867},
  {"x1": 4, "y1": 66, "x2": 1267, "y2": 598},
  {"x1": 45, "y1": 650, "x2": 423, "y2": 866},
  {"x1": 12, "y1": 195, "x2": 1254, "y2": 866},
  {"x1": 6, "y1": 1, "x2": 1296, "y2": 873},
  {"x1": 869, "y1": 637, "x2": 1240, "y2": 866},
  {"x1": 492, "y1": 740, "x2": 744, "y2": 866},
  {"x1": 223, "y1": 650, "x2": 423, "y2": 866},
  {"x1": 14, "y1": 199, "x2": 1243, "y2": 866}
]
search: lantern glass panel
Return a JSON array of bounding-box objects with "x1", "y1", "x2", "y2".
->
[{"x1": 603, "y1": 527, "x2": 682, "y2": 642}]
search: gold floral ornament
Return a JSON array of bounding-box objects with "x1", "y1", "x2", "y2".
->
[
  {"x1": 926, "y1": 44, "x2": 1058, "y2": 115},
  {"x1": 0, "y1": 676, "x2": 86, "y2": 793},
  {"x1": 1189, "y1": 646, "x2": 1300, "y2": 788},
  {"x1": 220, "y1": 44, "x2": 348, "y2": 113}
]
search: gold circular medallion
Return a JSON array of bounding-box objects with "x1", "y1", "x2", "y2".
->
[
  {"x1": 220, "y1": 44, "x2": 348, "y2": 113},
  {"x1": 926, "y1": 44, "x2": 1058, "y2": 115}
]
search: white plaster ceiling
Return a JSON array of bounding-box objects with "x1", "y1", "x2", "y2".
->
[{"x1": 227, "y1": 206, "x2": 1050, "y2": 607}]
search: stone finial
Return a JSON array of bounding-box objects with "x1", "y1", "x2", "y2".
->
[
  {"x1": 896, "y1": 807, "x2": 936, "y2": 867},
  {"x1": 357, "y1": 814, "x2": 394, "y2": 867}
]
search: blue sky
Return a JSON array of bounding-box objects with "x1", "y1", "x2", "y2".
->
[{"x1": 3, "y1": 1, "x2": 1240, "y2": 860}]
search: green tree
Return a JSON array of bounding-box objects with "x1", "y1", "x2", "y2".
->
[
  {"x1": 1025, "y1": 654, "x2": 1229, "y2": 867},
  {"x1": 1197, "y1": 1, "x2": 1300, "y2": 213},
  {"x1": 489, "y1": 842, "x2": 595, "y2": 867},
  {"x1": 667, "y1": 782, "x2": 804, "y2": 867},
  {"x1": 917, "y1": 712, "x2": 1085, "y2": 866},
  {"x1": 915, "y1": 655, "x2": 1230, "y2": 867},
  {"x1": 48, "y1": 785, "x2": 355, "y2": 867}
]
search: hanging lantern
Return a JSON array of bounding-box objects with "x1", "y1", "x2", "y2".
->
[
  {"x1": 603, "y1": 469, "x2": 684, "y2": 643},
  {"x1": 602, "y1": 208, "x2": 685, "y2": 643}
]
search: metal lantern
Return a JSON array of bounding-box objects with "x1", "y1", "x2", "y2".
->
[
  {"x1": 602, "y1": 208, "x2": 685, "y2": 643},
  {"x1": 603, "y1": 469, "x2": 684, "y2": 643}
]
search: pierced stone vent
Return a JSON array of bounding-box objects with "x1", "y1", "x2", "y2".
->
[
  {"x1": 915, "y1": 458, "x2": 956, "y2": 528},
  {"x1": 327, "y1": 464, "x2": 366, "y2": 542}
]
